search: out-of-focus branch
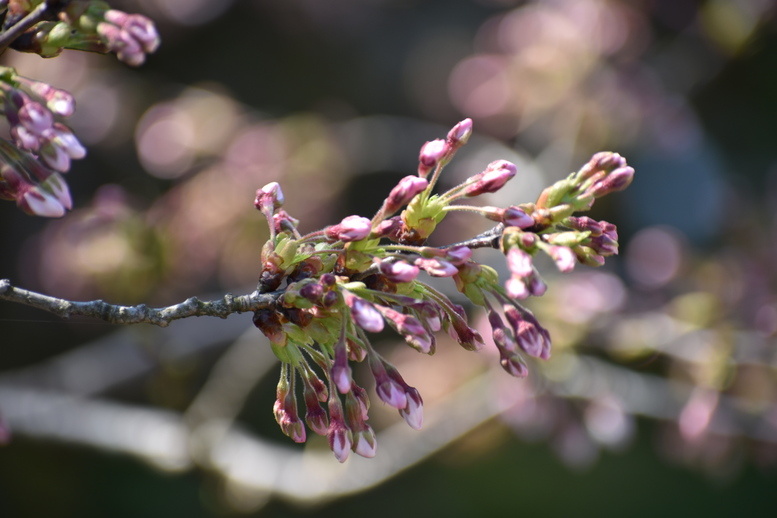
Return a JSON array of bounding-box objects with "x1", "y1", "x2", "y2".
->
[
  {"x1": 0, "y1": 279, "x2": 277, "y2": 326},
  {"x1": 0, "y1": 1, "x2": 49, "y2": 53}
]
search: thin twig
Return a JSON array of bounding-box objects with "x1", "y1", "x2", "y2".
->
[
  {"x1": 0, "y1": 1, "x2": 50, "y2": 53},
  {"x1": 0, "y1": 279, "x2": 277, "y2": 326}
]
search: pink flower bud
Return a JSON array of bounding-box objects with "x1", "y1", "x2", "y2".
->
[
  {"x1": 415, "y1": 257, "x2": 458, "y2": 277},
  {"x1": 372, "y1": 216, "x2": 402, "y2": 240},
  {"x1": 500, "y1": 352, "x2": 529, "y2": 377},
  {"x1": 345, "y1": 293, "x2": 384, "y2": 333},
  {"x1": 19, "y1": 187, "x2": 66, "y2": 217},
  {"x1": 255, "y1": 181, "x2": 284, "y2": 212},
  {"x1": 447, "y1": 118, "x2": 473, "y2": 147},
  {"x1": 587, "y1": 166, "x2": 635, "y2": 197},
  {"x1": 376, "y1": 258, "x2": 420, "y2": 283},
  {"x1": 332, "y1": 339, "x2": 352, "y2": 394},
  {"x1": 325, "y1": 215, "x2": 372, "y2": 242},
  {"x1": 19, "y1": 102, "x2": 53, "y2": 136},
  {"x1": 465, "y1": 160, "x2": 517, "y2": 196},
  {"x1": 399, "y1": 387, "x2": 423, "y2": 430},
  {"x1": 548, "y1": 245, "x2": 576, "y2": 272},
  {"x1": 385, "y1": 175, "x2": 428, "y2": 214},
  {"x1": 419, "y1": 139, "x2": 448, "y2": 167},
  {"x1": 502, "y1": 206, "x2": 535, "y2": 229},
  {"x1": 506, "y1": 247, "x2": 533, "y2": 278},
  {"x1": 445, "y1": 245, "x2": 472, "y2": 265},
  {"x1": 352, "y1": 425, "x2": 378, "y2": 458},
  {"x1": 506, "y1": 277, "x2": 529, "y2": 299},
  {"x1": 327, "y1": 408, "x2": 352, "y2": 463}
]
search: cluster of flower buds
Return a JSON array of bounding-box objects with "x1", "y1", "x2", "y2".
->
[
  {"x1": 0, "y1": 66, "x2": 84, "y2": 216},
  {"x1": 247, "y1": 119, "x2": 634, "y2": 461},
  {"x1": 8, "y1": 1, "x2": 159, "y2": 66}
]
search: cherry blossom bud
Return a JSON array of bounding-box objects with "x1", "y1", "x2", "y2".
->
[
  {"x1": 548, "y1": 245, "x2": 576, "y2": 272},
  {"x1": 105, "y1": 11, "x2": 161, "y2": 54},
  {"x1": 274, "y1": 387, "x2": 306, "y2": 443},
  {"x1": 447, "y1": 304, "x2": 485, "y2": 351},
  {"x1": 587, "y1": 166, "x2": 635, "y2": 197},
  {"x1": 325, "y1": 215, "x2": 372, "y2": 242},
  {"x1": 528, "y1": 275, "x2": 547, "y2": 297},
  {"x1": 332, "y1": 338, "x2": 353, "y2": 394},
  {"x1": 415, "y1": 257, "x2": 458, "y2": 277},
  {"x1": 464, "y1": 160, "x2": 517, "y2": 196},
  {"x1": 445, "y1": 245, "x2": 472, "y2": 265},
  {"x1": 376, "y1": 258, "x2": 420, "y2": 283},
  {"x1": 500, "y1": 351, "x2": 529, "y2": 377},
  {"x1": 418, "y1": 139, "x2": 448, "y2": 177},
  {"x1": 19, "y1": 186, "x2": 66, "y2": 217},
  {"x1": 255, "y1": 182, "x2": 284, "y2": 212},
  {"x1": 399, "y1": 387, "x2": 424, "y2": 430},
  {"x1": 384, "y1": 175, "x2": 428, "y2": 214},
  {"x1": 506, "y1": 247, "x2": 533, "y2": 278},
  {"x1": 370, "y1": 357, "x2": 408, "y2": 409},
  {"x1": 303, "y1": 389, "x2": 329, "y2": 436},
  {"x1": 506, "y1": 277, "x2": 529, "y2": 299},
  {"x1": 344, "y1": 293, "x2": 384, "y2": 333},
  {"x1": 18, "y1": 102, "x2": 53, "y2": 136},
  {"x1": 501, "y1": 206, "x2": 535, "y2": 229},
  {"x1": 447, "y1": 118, "x2": 473, "y2": 147},
  {"x1": 577, "y1": 152, "x2": 628, "y2": 181},
  {"x1": 352, "y1": 425, "x2": 378, "y2": 458},
  {"x1": 29, "y1": 82, "x2": 75, "y2": 117},
  {"x1": 372, "y1": 216, "x2": 403, "y2": 240},
  {"x1": 566, "y1": 216, "x2": 603, "y2": 236},
  {"x1": 504, "y1": 306, "x2": 551, "y2": 360},
  {"x1": 327, "y1": 399, "x2": 353, "y2": 463}
]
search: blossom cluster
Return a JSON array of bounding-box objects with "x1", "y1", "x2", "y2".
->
[
  {"x1": 7, "y1": 1, "x2": 160, "y2": 66},
  {"x1": 0, "y1": 67, "x2": 82, "y2": 216},
  {"x1": 0, "y1": 1, "x2": 160, "y2": 217},
  {"x1": 251, "y1": 119, "x2": 634, "y2": 461}
]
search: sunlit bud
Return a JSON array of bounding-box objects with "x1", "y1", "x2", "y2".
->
[
  {"x1": 506, "y1": 277, "x2": 529, "y2": 299},
  {"x1": 385, "y1": 175, "x2": 428, "y2": 214},
  {"x1": 372, "y1": 216, "x2": 403, "y2": 240},
  {"x1": 255, "y1": 181, "x2": 284, "y2": 213},
  {"x1": 506, "y1": 247, "x2": 533, "y2": 278},
  {"x1": 485, "y1": 301, "x2": 517, "y2": 353},
  {"x1": 327, "y1": 399, "x2": 353, "y2": 463},
  {"x1": 577, "y1": 152, "x2": 628, "y2": 181},
  {"x1": 325, "y1": 215, "x2": 372, "y2": 242},
  {"x1": 447, "y1": 304, "x2": 485, "y2": 351},
  {"x1": 97, "y1": 22, "x2": 145, "y2": 66},
  {"x1": 18, "y1": 101, "x2": 53, "y2": 136},
  {"x1": 299, "y1": 282, "x2": 324, "y2": 303},
  {"x1": 528, "y1": 275, "x2": 547, "y2": 296},
  {"x1": 548, "y1": 245, "x2": 576, "y2": 272},
  {"x1": 447, "y1": 118, "x2": 473, "y2": 147},
  {"x1": 350, "y1": 383, "x2": 371, "y2": 420},
  {"x1": 332, "y1": 338, "x2": 353, "y2": 394},
  {"x1": 587, "y1": 166, "x2": 635, "y2": 197},
  {"x1": 566, "y1": 216, "x2": 603, "y2": 236},
  {"x1": 41, "y1": 173, "x2": 72, "y2": 210},
  {"x1": 105, "y1": 10, "x2": 161, "y2": 54},
  {"x1": 500, "y1": 351, "x2": 529, "y2": 377},
  {"x1": 574, "y1": 246, "x2": 606, "y2": 267},
  {"x1": 415, "y1": 257, "x2": 458, "y2": 277},
  {"x1": 344, "y1": 292, "x2": 384, "y2": 333},
  {"x1": 370, "y1": 357, "x2": 408, "y2": 409},
  {"x1": 445, "y1": 245, "x2": 472, "y2": 265},
  {"x1": 274, "y1": 387, "x2": 306, "y2": 443},
  {"x1": 418, "y1": 139, "x2": 448, "y2": 177},
  {"x1": 399, "y1": 387, "x2": 424, "y2": 430},
  {"x1": 464, "y1": 160, "x2": 517, "y2": 196},
  {"x1": 303, "y1": 388, "x2": 329, "y2": 436},
  {"x1": 273, "y1": 209, "x2": 300, "y2": 233},
  {"x1": 384, "y1": 259, "x2": 421, "y2": 284},
  {"x1": 589, "y1": 233, "x2": 618, "y2": 256},
  {"x1": 29, "y1": 82, "x2": 75, "y2": 117},
  {"x1": 497, "y1": 206, "x2": 535, "y2": 229},
  {"x1": 19, "y1": 186, "x2": 66, "y2": 217},
  {"x1": 351, "y1": 425, "x2": 378, "y2": 458},
  {"x1": 50, "y1": 124, "x2": 86, "y2": 159}
]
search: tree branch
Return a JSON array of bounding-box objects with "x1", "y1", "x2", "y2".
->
[
  {"x1": 0, "y1": 1, "x2": 49, "y2": 53},
  {"x1": 0, "y1": 279, "x2": 277, "y2": 326}
]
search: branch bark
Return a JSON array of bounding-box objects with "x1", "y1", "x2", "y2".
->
[{"x1": 0, "y1": 279, "x2": 277, "y2": 326}]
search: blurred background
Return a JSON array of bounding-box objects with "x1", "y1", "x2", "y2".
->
[{"x1": 2, "y1": 0, "x2": 777, "y2": 516}]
